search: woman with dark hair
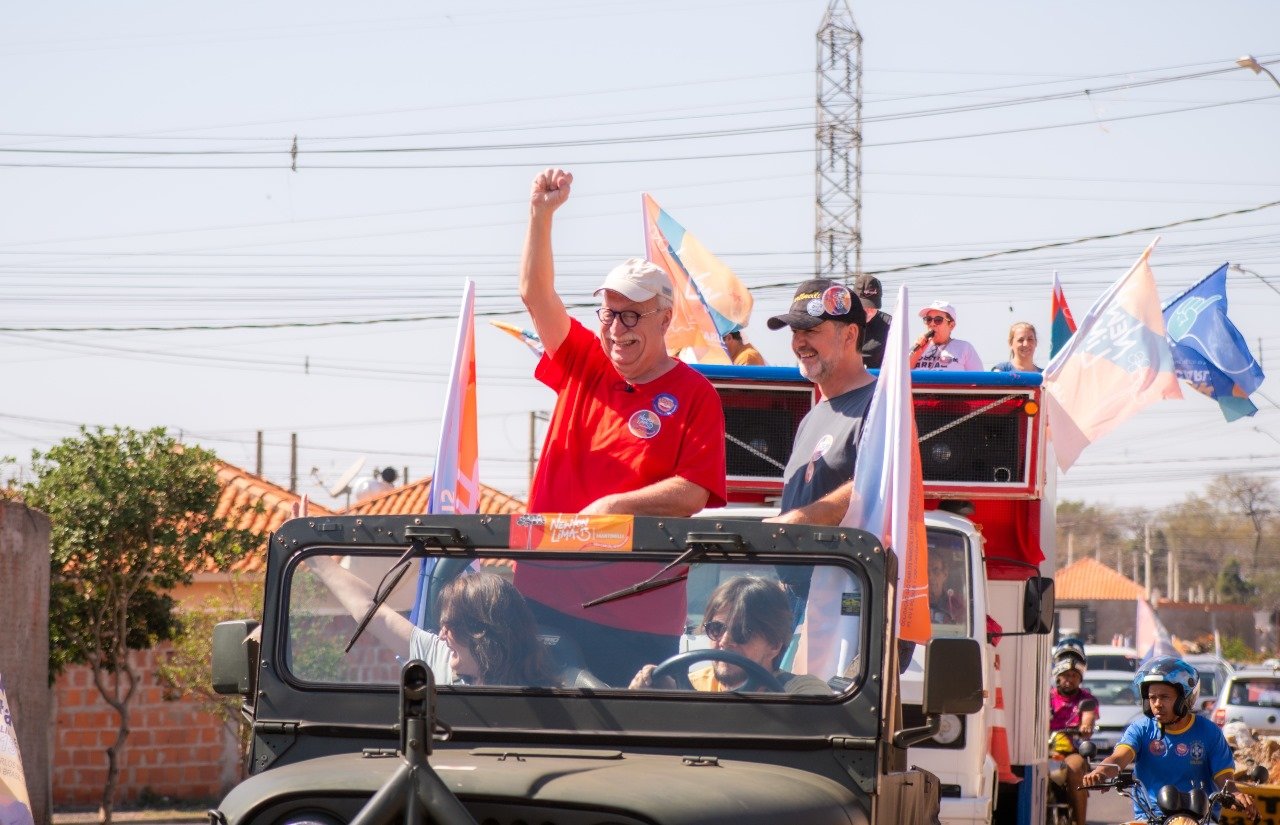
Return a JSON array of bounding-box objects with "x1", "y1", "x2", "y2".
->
[
  {"x1": 630, "y1": 576, "x2": 829, "y2": 694},
  {"x1": 306, "y1": 556, "x2": 557, "y2": 687},
  {"x1": 435, "y1": 572, "x2": 557, "y2": 687}
]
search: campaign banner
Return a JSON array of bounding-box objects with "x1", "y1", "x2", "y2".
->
[
  {"x1": 0, "y1": 674, "x2": 33, "y2": 825},
  {"x1": 509, "y1": 514, "x2": 634, "y2": 552}
]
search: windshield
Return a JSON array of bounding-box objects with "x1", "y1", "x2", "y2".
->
[
  {"x1": 285, "y1": 549, "x2": 867, "y2": 698},
  {"x1": 924, "y1": 527, "x2": 971, "y2": 638},
  {"x1": 1087, "y1": 677, "x2": 1139, "y2": 706},
  {"x1": 1227, "y1": 678, "x2": 1280, "y2": 707}
]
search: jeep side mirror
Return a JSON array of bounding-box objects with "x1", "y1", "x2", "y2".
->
[
  {"x1": 923, "y1": 637, "x2": 984, "y2": 715},
  {"x1": 1022, "y1": 576, "x2": 1054, "y2": 634},
  {"x1": 895, "y1": 638, "x2": 984, "y2": 749},
  {"x1": 212, "y1": 620, "x2": 260, "y2": 696}
]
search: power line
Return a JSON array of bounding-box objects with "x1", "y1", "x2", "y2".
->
[{"x1": 3, "y1": 198, "x2": 1275, "y2": 333}]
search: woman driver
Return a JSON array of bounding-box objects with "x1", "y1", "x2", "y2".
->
[{"x1": 629, "y1": 576, "x2": 829, "y2": 694}]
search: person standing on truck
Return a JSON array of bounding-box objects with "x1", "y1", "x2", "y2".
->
[
  {"x1": 990, "y1": 321, "x2": 1041, "y2": 374},
  {"x1": 722, "y1": 328, "x2": 767, "y2": 365},
  {"x1": 1082, "y1": 656, "x2": 1259, "y2": 823},
  {"x1": 515, "y1": 167, "x2": 728, "y2": 685},
  {"x1": 853, "y1": 274, "x2": 892, "y2": 370},
  {"x1": 763, "y1": 278, "x2": 875, "y2": 526},
  {"x1": 909, "y1": 300, "x2": 983, "y2": 371}
]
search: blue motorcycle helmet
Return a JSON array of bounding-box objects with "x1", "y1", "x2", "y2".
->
[{"x1": 1134, "y1": 656, "x2": 1200, "y2": 719}]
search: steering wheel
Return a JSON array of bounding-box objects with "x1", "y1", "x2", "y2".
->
[{"x1": 650, "y1": 649, "x2": 785, "y2": 692}]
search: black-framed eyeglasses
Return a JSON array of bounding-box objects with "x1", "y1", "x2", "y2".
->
[
  {"x1": 701, "y1": 619, "x2": 749, "y2": 644},
  {"x1": 923, "y1": 315, "x2": 951, "y2": 325},
  {"x1": 596, "y1": 307, "x2": 660, "y2": 328}
]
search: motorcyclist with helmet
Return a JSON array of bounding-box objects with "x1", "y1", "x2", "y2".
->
[
  {"x1": 1082, "y1": 655, "x2": 1259, "y2": 822},
  {"x1": 1048, "y1": 639, "x2": 1098, "y2": 825}
]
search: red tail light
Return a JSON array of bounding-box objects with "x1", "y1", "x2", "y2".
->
[{"x1": 1213, "y1": 707, "x2": 1226, "y2": 726}]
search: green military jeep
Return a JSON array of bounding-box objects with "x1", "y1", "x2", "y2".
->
[{"x1": 211, "y1": 513, "x2": 983, "y2": 825}]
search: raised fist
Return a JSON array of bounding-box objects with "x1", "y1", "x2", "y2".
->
[{"x1": 530, "y1": 167, "x2": 573, "y2": 215}]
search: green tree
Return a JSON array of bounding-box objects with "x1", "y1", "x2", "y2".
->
[
  {"x1": 155, "y1": 575, "x2": 264, "y2": 778},
  {"x1": 1216, "y1": 558, "x2": 1255, "y2": 604},
  {"x1": 1208, "y1": 473, "x2": 1278, "y2": 575},
  {"x1": 23, "y1": 426, "x2": 257, "y2": 824}
]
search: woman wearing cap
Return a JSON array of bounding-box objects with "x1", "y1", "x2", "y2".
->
[
  {"x1": 909, "y1": 300, "x2": 983, "y2": 371},
  {"x1": 990, "y1": 321, "x2": 1041, "y2": 373}
]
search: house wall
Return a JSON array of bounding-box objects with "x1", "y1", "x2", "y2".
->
[
  {"x1": 52, "y1": 647, "x2": 240, "y2": 806},
  {"x1": 1158, "y1": 602, "x2": 1257, "y2": 649},
  {"x1": 0, "y1": 501, "x2": 51, "y2": 825}
]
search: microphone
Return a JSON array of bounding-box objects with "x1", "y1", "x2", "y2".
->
[
  {"x1": 912, "y1": 329, "x2": 935, "y2": 352},
  {"x1": 615, "y1": 381, "x2": 635, "y2": 393}
]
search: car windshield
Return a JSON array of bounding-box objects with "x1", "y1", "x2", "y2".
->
[
  {"x1": 1088, "y1": 654, "x2": 1138, "y2": 672},
  {"x1": 924, "y1": 527, "x2": 971, "y2": 639},
  {"x1": 1087, "y1": 677, "x2": 1139, "y2": 705},
  {"x1": 1227, "y1": 678, "x2": 1280, "y2": 707},
  {"x1": 284, "y1": 547, "x2": 867, "y2": 698}
]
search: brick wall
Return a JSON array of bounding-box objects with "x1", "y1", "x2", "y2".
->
[{"x1": 53, "y1": 647, "x2": 240, "y2": 806}]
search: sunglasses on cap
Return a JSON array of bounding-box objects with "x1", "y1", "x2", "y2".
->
[
  {"x1": 923, "y1": 315, "x2": 951, "y2": 325},
  {"x1": 701, "y1": 619, "x2": 750, "y2": 644}
]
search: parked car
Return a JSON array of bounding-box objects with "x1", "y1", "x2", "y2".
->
[
  {"x1": 1085, "y1": 644, "x2": 1140, "y2": 673},
  {"x1": 1082, "y1": 669, "x2": 1145, "y2": 754},
  {"x1": 1183, "y1": 654, "x2": 1233, "y2": 715},
  {"x1": 1212, "y1": 665, "x2": 1280, "y2": 735}
]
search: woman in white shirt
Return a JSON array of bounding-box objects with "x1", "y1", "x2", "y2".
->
[{"x1": 909, "y1": 300, "x2": 983, "y2": 371}]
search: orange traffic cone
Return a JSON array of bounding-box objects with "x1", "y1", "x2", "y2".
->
[{"x1": 990, "y1": 651, "x2": 1020, "y2": 784}]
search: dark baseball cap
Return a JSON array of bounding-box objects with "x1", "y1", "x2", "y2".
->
[
  {"x1": 767, "y1": 278, "x2": 867, "y2": 331},
  {"x1": 853, "y1": 274, "x2": 883, "y2": 309}
]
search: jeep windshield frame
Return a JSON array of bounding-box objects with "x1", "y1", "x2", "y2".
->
[{"x1": 253, "y1": 514, "x2": 893, "y2": 757}]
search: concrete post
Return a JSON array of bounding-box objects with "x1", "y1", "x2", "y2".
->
[{"x1": 0, "y1": 501, "x2": 51, "y2": 825}]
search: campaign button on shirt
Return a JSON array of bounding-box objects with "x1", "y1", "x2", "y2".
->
[
  {"x1": 1149, "y1": 740, "x2": 1167, "y2": 756},
  {"x1": 805, "y1": 433, "x2": 835, "y2": 484},
  {"x1": 628, "y1": 409, "x2": 662, "y2": 439},
  {"x1": 1175, "y1": 743, "x2": 1189, "y2": 756},
  {"x1": 653, "y1": 393, "x2": 679, "y2": 416}
]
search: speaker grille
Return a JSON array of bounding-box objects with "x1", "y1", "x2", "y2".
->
[
  {"x1": 914, "y1": 391, "x2": 1032, "y2": 487},
  {"x1": 715, "y1": 383, "x2": 813, "y2": 481}
]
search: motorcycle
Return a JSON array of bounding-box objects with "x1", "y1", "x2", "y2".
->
[
  {"x1": 1083, "y1": 772, "x2": 1257, "y2": 825},
  {"x1": 1047, "y1": 727, "x2": 1098, "y2": 825}
]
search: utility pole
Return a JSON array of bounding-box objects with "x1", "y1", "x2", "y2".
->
[
  {"x1": 527, "y1": 411, "x2": 550, "y2": 496},
  {"x1": 256, "y1": 430, "x2": 264, "y2": 477},
  {"x1": 815, "y1": 0, "x2": 862, "y2": 281},
  {"x1": 1143, "y1": 522, "x2": 1153, "y2": 602},
  {"x1": 289, "y1": 432, "x2": 298, "y2": 493}
]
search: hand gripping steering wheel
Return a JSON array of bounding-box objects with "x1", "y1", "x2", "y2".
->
[{"x1": 650, "y1": 649, "x2": 785, "y2": 692}]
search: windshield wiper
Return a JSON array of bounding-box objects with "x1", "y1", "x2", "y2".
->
[
  {"x1": 582, "y1": 532, "x2": 748, "y2": 610},
  {"x1": 345, "y1": 542, "x2": 420, "y2": 653}
]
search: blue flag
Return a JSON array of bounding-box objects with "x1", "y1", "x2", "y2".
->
[{"x1": 1162, "y1": 263, "x2": 1265, "y2": 422}]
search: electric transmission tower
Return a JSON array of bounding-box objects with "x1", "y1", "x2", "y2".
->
[{"x1": 815, "y1": 0, "x2": 863, "y2": 282}]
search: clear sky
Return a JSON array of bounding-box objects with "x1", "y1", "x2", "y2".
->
[{"x1": 1, "y1": 1, "x2": 1277, "y2": 514}]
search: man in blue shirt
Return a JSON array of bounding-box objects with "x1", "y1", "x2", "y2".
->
[{"x1": 1082, "y1": 656, "x2": 1257, "y2": 821}]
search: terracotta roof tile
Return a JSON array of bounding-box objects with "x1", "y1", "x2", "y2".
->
[
  {"x1": 211, "y1": 460, "x2": 335, "y2": 574},
  {"x1": 342, "y1": 476, "x2": 525, "y2": 517},
  {"x1": 1055, "y1": 556, "x2": 1145, "y2": 601}
]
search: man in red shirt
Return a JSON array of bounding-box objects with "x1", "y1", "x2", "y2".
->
[{"x1": 514, "y1": 167, "x2": 728, "y2": 685}]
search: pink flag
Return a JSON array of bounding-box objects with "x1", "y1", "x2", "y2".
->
[
  {"x1": 428, "y1": 280, "x2": 480, "y2": 514},
  {"x1": 1043, "y1": 240, "x2": 1182, "y2": 472}
]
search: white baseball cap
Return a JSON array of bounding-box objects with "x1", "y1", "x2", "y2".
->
[
  {"x1": 918, "y1": 300, "x2": 957, "y2": 323},
  {"x1": 594, "y1": 258, "x2": 674, "y2": 303}
]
